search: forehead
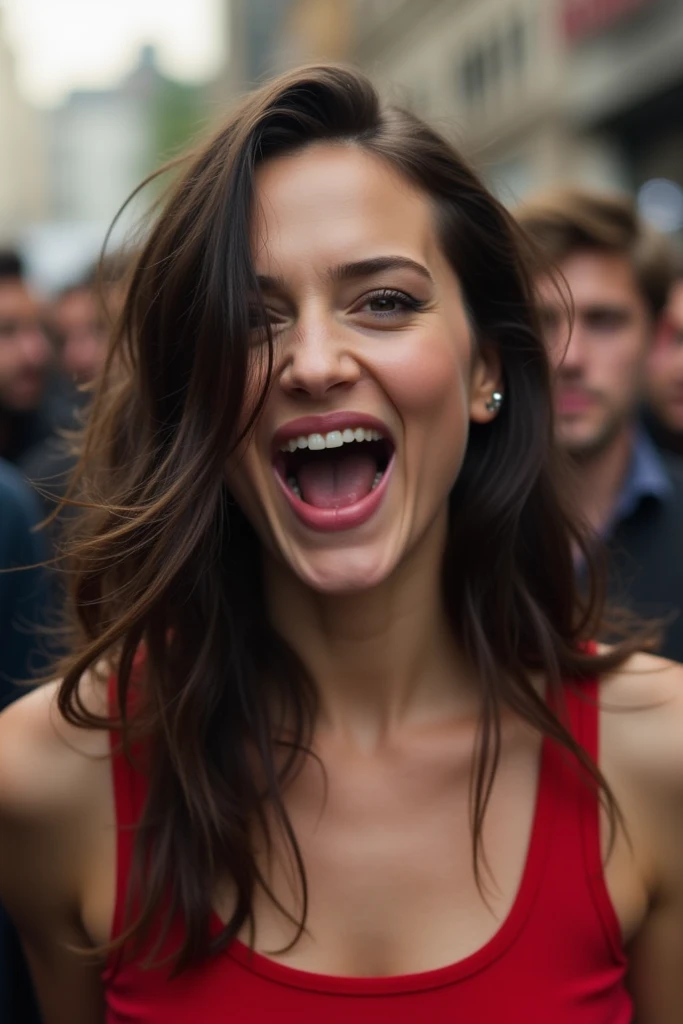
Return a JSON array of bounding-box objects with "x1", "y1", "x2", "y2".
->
[
  {"x1": 537, "y1": 250, "x2": 642, "y2": 308},
  {"x1": 251, "y1": 144, "x2": 439, "y2": 272},
  {"x1": 57, "y1": 289, "x2": 97, "y2": 319},
  {"x1": 0, "y1": 278, "x2": 36, "y2": 314}
]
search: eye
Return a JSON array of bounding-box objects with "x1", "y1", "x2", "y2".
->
[
  {"x1": 584, "y1": 309, "x2": 630, "y2": 332},
  {"x1": 358, "y1": 289, "x2": 425, "y2": 318},
  {"x1": 247, "y1": 305, "x2": 288, "y2": 331}
]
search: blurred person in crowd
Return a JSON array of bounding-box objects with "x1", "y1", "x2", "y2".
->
[
  {"x1": 19, "y1": 255, "x2": 126, "y2": 525},
  {"x1": 0, "y1": 250, "x2": 55, "y2": 463},
  {"x1": 52, "y1": 256, "x2": 125, "y2": 387},
  {"x1": 53, "y1": 274, "x2": 110, "y2": 386},
  {"x1": 644, "y1": 251, "x2": 683, "y2": 456},
  {"x1": 0, "y1": 457, "x2": 47, "y2": 702},
  {"x1": 517, "y1": 188, "x2": 683, "y2": 661},
  {"x1": 0, "y1": 457, "x2": 47, "y2": 1024},
  {"x1": 1, "y1": 66, "x2": 683, "y2": 1024}
]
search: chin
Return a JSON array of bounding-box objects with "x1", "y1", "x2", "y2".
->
[
  {"x1": 286, "y1": 544, "x2": 401, "y2": 595},
  {"x1": 560, "y1": 424, "x2": 600, "y2": 457}
]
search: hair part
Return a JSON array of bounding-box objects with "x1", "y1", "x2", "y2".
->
[
  {"x1": 55, "y1": 64, "x2": 650, "y2": 973},
  {"x1": 516, "y1": 186, "x2": 675, "y2": 319}
]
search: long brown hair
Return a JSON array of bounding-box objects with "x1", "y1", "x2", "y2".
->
[{"x1": 57, "y1": 64, "x2": 644, "y2": 971}]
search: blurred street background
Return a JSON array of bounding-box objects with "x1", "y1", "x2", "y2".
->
[
  {"x1": 1, "y1": 6, "x2": 683, "y2": 1019},
  {"x1": 1, "y1": 0, "x2": 683, "y2": 290}
]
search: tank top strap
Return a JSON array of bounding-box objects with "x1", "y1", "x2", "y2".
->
[
  {"x1": 549, "y1": 673, "x2": 625, "y2": 964},
  {"x1": 107, "y1": 671, "x2": 150, "y2": 947}
]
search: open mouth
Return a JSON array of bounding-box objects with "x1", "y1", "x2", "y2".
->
[{"x1": 273, "y1": 426, "x2": 394, "y2": 510}]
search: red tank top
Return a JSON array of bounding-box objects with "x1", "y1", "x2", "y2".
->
[{"x1": 102, "y1": 676, "x2": 632, "y2": 1023}]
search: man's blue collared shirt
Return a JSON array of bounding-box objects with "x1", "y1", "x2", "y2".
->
[{"x1": 609, "y1": 427, "x2": 673, "y2": 534}]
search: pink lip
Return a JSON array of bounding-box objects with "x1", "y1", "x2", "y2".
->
[
  {"x1": 275, "y1": 453, "x2": 395, "y2": 532},
  {"x1": 556, "y1": 392, "x2": 593, "y2": 415},
  {"x1": 272, "y1": 412, "x2": 392, "y2": 452}
]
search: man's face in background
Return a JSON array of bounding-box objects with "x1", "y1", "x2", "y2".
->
[
  {"x1": 646, "y1": 278, "x2": 683, "y2": 435},
  {"x1": 53, "y1": 286, "x2": 111, "y2": 385},
  {"x1": 0, "y1": 277, "x2": 52, "y2": 413},
  {"x1": 536, "y1": 250, "x2": 652, "y2": 459}
]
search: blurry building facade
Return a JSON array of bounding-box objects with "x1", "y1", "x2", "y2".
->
[
  {"x1": 562, "y1": 0, "x2": 683, "y2": 193},
  {"x1": 219, "y1": 0, "x2": 353, "y2": 96},
  {"x1": 48, "y1": 45, "x2": 206, "y2": 225},
  {"x1": 0, "y1": 12, "x2": 46, "y2": 243},
  {"x1": 26, "y1": 46, "x2": 209, "y2": 292},
  {"x1": 352, "y1": 0, "x2": 683, "y2": 207},
  {"x1": 353, "y1": 0, "x2": 566, "y2": 202}
]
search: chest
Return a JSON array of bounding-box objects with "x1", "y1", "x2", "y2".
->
[
  {"x1": 87, "y1": 717, "x2": 645, "y2": 981},
  {"x1": 226, "y1": 727, "x2": 542, "y2": 976}
]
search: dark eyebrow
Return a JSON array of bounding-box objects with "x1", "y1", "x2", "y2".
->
[
  {"x1": 329, "y1": 256, "x2": 433, "y2": 284},
  {"x1": 254, "y1": 256, "x2": 433, "y2": 294},
  {"x1": 581, "y1": 303, "x2": 631, "y2": 314},
  {"x1": 255, "y1": 274, "x2": 285, "y2": 293}
]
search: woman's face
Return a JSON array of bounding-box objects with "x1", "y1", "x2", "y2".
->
[{"x1": 227, "y1": 143, "x2": 500, "y2": 593}]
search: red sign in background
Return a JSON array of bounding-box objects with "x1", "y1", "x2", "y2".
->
[{"x1": 563, "y1": 0, "x2": 656, "y2": 41}]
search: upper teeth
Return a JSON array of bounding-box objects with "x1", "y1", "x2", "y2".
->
[{"x1": 279, "y1": 427, "x2": 385, "y2": 453}]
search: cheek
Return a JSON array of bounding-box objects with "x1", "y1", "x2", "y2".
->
[
  {"x1": 385, "y1": 328, "x2": 471, "y2": 421},
  {"x1": 381, "y1": 329, "x2": 472, "y2": 482},
  {"x1": 597, "y1": 338, "x2": 645, "y2": 388},
  {"x1": 647, "y1": 349, "x2": 673, "y2": 383}
]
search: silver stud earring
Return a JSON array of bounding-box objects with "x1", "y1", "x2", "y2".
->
[{"x1": 485, "y1": 390, "x2": 504, "y2": 414}]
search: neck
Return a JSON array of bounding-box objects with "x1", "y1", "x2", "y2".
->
[
  {"x1": 262, "y1": 510, "x2": 476, "y2": 747},
  {"x1": 569, "y1": 422, "x2": 635, "y2": 534}
]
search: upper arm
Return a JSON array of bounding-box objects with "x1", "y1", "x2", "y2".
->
[
  {"x1": 627, "y1": 749, "x2": 683, "y2": 1022},
  {"x1": 0, "y1": 683, "x2": 108, "y2": 1024},
  {"x1": 604, "y1": 655, "x2": 683, "y2": 1023},
  {"x1": 628, "y1": 887, "x2": 683, "y2": 1024}
]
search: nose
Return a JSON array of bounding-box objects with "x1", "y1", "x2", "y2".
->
[
  {"x1": 557, "y1": 323, "x2": 586, "y2": 377},
  {"x1": 19, "y1": 326, "x2": 50, "y2": 369},
  {"x1": 279, "y1": 313, "x2": 360, "y2": 400}
]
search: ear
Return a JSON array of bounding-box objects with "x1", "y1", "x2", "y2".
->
[{"x1": 469, "y1": 341, "x2": 504, "y2": 424}]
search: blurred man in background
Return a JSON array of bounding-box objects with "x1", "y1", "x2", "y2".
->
[
  {"x1": 0, "y1": 455, "x2": 46, "y2": 1024},
  {"x1": 51, "y1": 263, "x2": 118, "y2": 386},
  {"x1": 0, "y1": 457, "x2": 47, "y2": 701},
  {"x1": 0, "y1": 250, "x2": 54, "y2": 463},
  {"x1": 645, "y1": 253, "x2": 683, "y2": 457},
  {"x1": 0, "y1": 259, "x2": 50, "y2": 1024},
  {"x1": 19, "y1": 257, "x2": 124, "y2": 523},
  {"x1": 517, "y1": 188, "x2": 683, "y2": 661}
]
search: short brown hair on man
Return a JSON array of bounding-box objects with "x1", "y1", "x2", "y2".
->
[{"x1": 516, "y1": 187, "x2": 674, "y2": 319}]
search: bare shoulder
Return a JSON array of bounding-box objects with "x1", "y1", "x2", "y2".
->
[
  {"x1": 0, "y1": 673, "x2": 111, "y2": 825},
  {"x1": 600, "y1": 653, "x2": 683, "y2": 1017},
  {"x1": 598, "y1": 651, "x2": 683, "y2": 789},
  {"x1": 0, "y1": 678, "x2": 114, "y2": 1022},
  {"x1": 0, "y1": 671, "x2": 113, "y2": 930}
]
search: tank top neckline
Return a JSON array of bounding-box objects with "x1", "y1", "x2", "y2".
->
[
  {"x1": 210, "y1": 726, "x2": 558, "y2": 995},
  {"x1": 106, "y1": 669, "x2": 627, "y2": 1001}
]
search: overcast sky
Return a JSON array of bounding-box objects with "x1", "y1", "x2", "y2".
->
[{"x1": 1, "y1": 0, "x2": 226, "y2": 107}]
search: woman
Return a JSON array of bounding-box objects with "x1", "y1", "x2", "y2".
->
[{"x1": 0, "y1": 65, "x2": 681, "y2": 1024}]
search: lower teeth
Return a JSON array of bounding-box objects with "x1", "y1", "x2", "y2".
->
[{"x1": 371, "y1": 470, "x2": 383, "y2": 490}]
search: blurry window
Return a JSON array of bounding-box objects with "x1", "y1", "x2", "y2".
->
[
  {"x1": 508, "y1": 16, "x2": 527, "y2": 76},
  {"x1": 487, "y1": 35, "x2": 503, "y2": 93},
  {"x1": 461, "y1": 47, "x2": 486, "y2": 106}
]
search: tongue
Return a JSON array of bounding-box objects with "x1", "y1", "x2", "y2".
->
[{"x1": 297, "y1": 453, "x2": 378, "y2": 508}]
